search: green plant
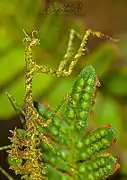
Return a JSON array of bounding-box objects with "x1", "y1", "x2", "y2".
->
[{"x1": 0, "y1": 29, "x2": 119, "y2": 180}]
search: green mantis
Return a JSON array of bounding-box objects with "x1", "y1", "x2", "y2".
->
[{"x1": 0, "y1": 28, "x2": 119, "y2": 180}]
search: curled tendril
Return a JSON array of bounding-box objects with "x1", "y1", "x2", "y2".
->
[
  {"x1": 32, "y1": 30, "x2": 38, "y2": 38},
  {"x1": 22, "y1": 29, "x2": 39, "y2": 46}
]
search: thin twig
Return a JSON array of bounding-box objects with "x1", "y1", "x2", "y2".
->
[{"x1": 0, "y1": 166, "x2": 14, "y2": 180}]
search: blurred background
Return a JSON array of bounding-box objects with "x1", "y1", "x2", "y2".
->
[{"x1": 0, "y1": 0, "x2": 127, "y2": 179}]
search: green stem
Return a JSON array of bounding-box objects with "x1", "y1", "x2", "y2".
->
[
  {"x1": 0, "y1": 166, "x2": 14, "y2": 180},
  {"x1": 0, "y1": 144, "x2": 12, "y2": 151}
]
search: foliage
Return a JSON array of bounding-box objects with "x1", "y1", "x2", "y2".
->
[
  {"x1": 0, "y1": 1, "x2": 127, "y2": 179},
  {"x1": 0, "y1": 28, "x2": 120, "y2": 179}
]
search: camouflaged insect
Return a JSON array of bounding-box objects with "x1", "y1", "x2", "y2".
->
[{"x1": 0, "y1": 29, "x2": 119, "y2": 180}]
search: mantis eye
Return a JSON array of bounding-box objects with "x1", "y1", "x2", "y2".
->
[{"x1": 23, "y1": 37, "x2": 31, "y2": 45}]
